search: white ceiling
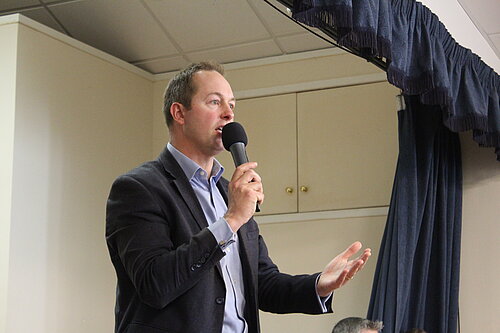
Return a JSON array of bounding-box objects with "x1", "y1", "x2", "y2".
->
[
  {"x1": 1, "y1": 0, "x2": 498, "y2": 74},
  {"x1": 0, "y1": 0, "x2": 335, "y2": 74},
  {"x1": 457, "y1": 0, "x2": 500, "y2": 59}
]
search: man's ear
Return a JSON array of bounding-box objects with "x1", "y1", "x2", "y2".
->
[{"x1": 170, "y1": 102, "x2": 186, "y2": 126}]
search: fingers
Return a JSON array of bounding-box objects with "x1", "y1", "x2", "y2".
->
[
  {"x1": 360, "y1": 248, "x2": 372, "y2": 263},
  {"x1": 231, "y1": 162, "x2": 264, "y2": 202},
  {"x1": 345, "y1": 248, "x2": 372, "y2": 281},
  {"x1": 345, "y1": 259, "x2": 364, "y2": 279},
  {"x1": 338, "y1": 268, "x2": 350, "y2": 284},
  {"x1": 341, "y1": 241, "x2": 363, "y2": 259},
  {"x1": 242, "y1": 181, "x2": 265, "y2": 206},
  {"x1": 341, "y1": 243, "x2": 371, "y2": 265},
  {"x1": 240, "y1": 169, "x2": 262, "y2": 185},
  {"x1": 231, "y1": 162, "x2": 259, "y2": 182},
  {"x1": 351, "y1": 248, "x2": 371, "y2": 264}
]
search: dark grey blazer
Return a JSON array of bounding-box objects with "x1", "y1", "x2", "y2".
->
[{"x1": 106, "y1": 146, "x2": 331, "y2": 333}]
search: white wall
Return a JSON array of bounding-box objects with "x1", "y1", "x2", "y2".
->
[
  {"x1": 459, "y1": 134, "x2": 500, "y2": 333},
  {"x1": 0, "y1": 19, "x2": 18, "y2": 333},
  {"x1": 152, "y1": 75, "x2": 172, "y2": 155},
  {"x1": 2, "y1": 17, "x2": 154, "y2": 333}
]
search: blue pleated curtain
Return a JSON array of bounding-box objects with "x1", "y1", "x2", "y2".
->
[
  {"x1": 368, "y1": 96, "x2": 462, "y2": 333},
  {"x1": 289, "y1": 1, "x2": 500, "y2": 332}
]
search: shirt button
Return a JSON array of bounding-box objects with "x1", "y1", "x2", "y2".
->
[
  {"x1": 215, "y1": 297, "x2": 225, "y2": 305},
  {"x1": 199, "y1": 170, "x2": 205, "y2": 176}
]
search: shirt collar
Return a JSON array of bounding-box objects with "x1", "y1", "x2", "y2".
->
[{"x1": 167, "y1": 143, "x2": 224, "y2": 182}]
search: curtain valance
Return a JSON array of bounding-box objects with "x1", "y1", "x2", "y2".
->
[{"x1": 292, "y1": 0, "x2": 500, "y2": 160}]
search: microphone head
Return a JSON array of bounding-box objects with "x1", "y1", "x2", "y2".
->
[{"x1": 222, "y1": 122, "x2": 248, "y2": 151}]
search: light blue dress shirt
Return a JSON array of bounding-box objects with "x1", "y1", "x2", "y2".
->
[{"x1": 167, "y1": 143, "x2": 248, "y2": 333}]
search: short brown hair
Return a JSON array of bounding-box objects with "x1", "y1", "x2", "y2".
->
[{"x1": 163, "y1": 61, "x2": 224, "y2": 128}]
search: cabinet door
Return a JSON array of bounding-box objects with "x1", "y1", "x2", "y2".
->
[
  {"x1": 217, "y1": 94, "x2": 298, "y2": 215},
  {"x1": 297, "y1": 82, "x2": 399, "y2": 212}
]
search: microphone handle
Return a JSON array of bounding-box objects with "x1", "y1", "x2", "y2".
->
[
  {"x1": 229, "y1": 143, "x2": 261, "y2": 212},
  {"x1": 229, "y1": 142, "x2": 248, "y2": 167}
]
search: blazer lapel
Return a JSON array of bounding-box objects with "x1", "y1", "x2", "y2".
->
[
  {"x1": 158, "y1": 146, "x2": 224, "y2": 278},
  {"x1": 158, "y1": 146, "x2": 208, "y2": 231}
]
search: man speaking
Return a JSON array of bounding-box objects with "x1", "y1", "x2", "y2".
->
[{"x1": 105, "y1": 61, "x2": 371, "y2": 333}]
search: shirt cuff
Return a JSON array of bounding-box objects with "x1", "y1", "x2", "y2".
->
[
  {"x1": 315, "y1": 274, "x2": 334, "y2": 313},
  {"x1": 207, "y1": 217, "x2": 236, "y2": 250}
]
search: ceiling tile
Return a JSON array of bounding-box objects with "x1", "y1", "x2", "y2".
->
[
  {"x1": 248, "y1": 0, "x2": 305, "y2": 36},
  {"x1": 144, "y1": 0, "x2": 271, "y2": 52},
  {"x1": 0, "y1": 0, "x2": 40, "y2": 12},
  {"x1": 18, "y1": 8, "x2": 66, "y2": 34},
  {"x1": 278, "y1": 32, "x2": 334, "y2": 54},
  {"x1": 134, "y1": 56, "x2": 189, "y2": 74},
  {"x1": 489, "y1": 33, "x2": 500, "y2": 58},
  {"x1": 459, "y1": 0, "x2": 500, "y2": 34},
  {"x1": 186, "y1": 39, "x2": 282, "y2": 65},
  {"x1": 48, "y1": 0, "x2": 178, "y2": 62}
]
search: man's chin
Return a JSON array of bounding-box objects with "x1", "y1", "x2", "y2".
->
[
  {"x1": 213, "y1": 147, "x2": 224, "y2": 156},
  {"x1": 213, "y1": 139, "x2": 224, "y2": 154}
]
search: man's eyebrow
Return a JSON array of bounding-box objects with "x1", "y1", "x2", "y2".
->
[{"x1": 207, "y1": 92, "x2": 236, "y2": 102}]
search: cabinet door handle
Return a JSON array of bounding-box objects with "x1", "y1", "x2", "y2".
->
[
  {"x1": 300, "y1": 186, "x2": 308, "y2": 192},
  {"x1": 285, "y1": 187, "x2": 294, "y2": 194}
]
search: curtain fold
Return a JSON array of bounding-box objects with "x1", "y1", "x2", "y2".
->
[
  {"x1": 292, "y1": 0, "x2": 500, "y2": 160},
  {"x1": 367, "y1": 96, "x2": 462, "y2": 333},
  {"x1": 289, "y1": 1, "x2": 480, "y2": 332}
]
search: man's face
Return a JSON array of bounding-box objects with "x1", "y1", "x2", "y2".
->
[{"x1": 181, "y1": 70, "x2": 235, "y2": 158}]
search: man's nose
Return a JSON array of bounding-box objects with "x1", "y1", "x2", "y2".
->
[{"x1": 221, "y1": 104, "x2": 234, "y2": 120}]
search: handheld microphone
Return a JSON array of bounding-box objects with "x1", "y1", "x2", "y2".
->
[{"x1": 222, "y1": 122, "x2": 260, "y2": 212}]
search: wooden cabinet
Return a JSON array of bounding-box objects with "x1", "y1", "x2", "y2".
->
[
  {"x1": 297, "y1": 82, "x2": 399, "y2": 212},
  {"x1": 218, "y1": 81, "x2": 399, "y2": 215}
]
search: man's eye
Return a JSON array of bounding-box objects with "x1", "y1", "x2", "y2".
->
[
  {"x1": 210, "y1": 100, "x2": 220, "y2": 105},
  {"x1": 229, "y1": 104, "x2": 235, "y2": 110}
]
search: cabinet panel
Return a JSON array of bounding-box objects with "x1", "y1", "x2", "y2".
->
[
  {"x1": 297, "y1": 82, "x2": 399, "y2": 212},
  {"x1": 217, "y1": 94, "x2": 297, "y2": 215}
]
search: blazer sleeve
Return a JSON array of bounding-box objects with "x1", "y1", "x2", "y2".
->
[{"x1": 106, "y1": 174, "x2": 225, "y2": 309}]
